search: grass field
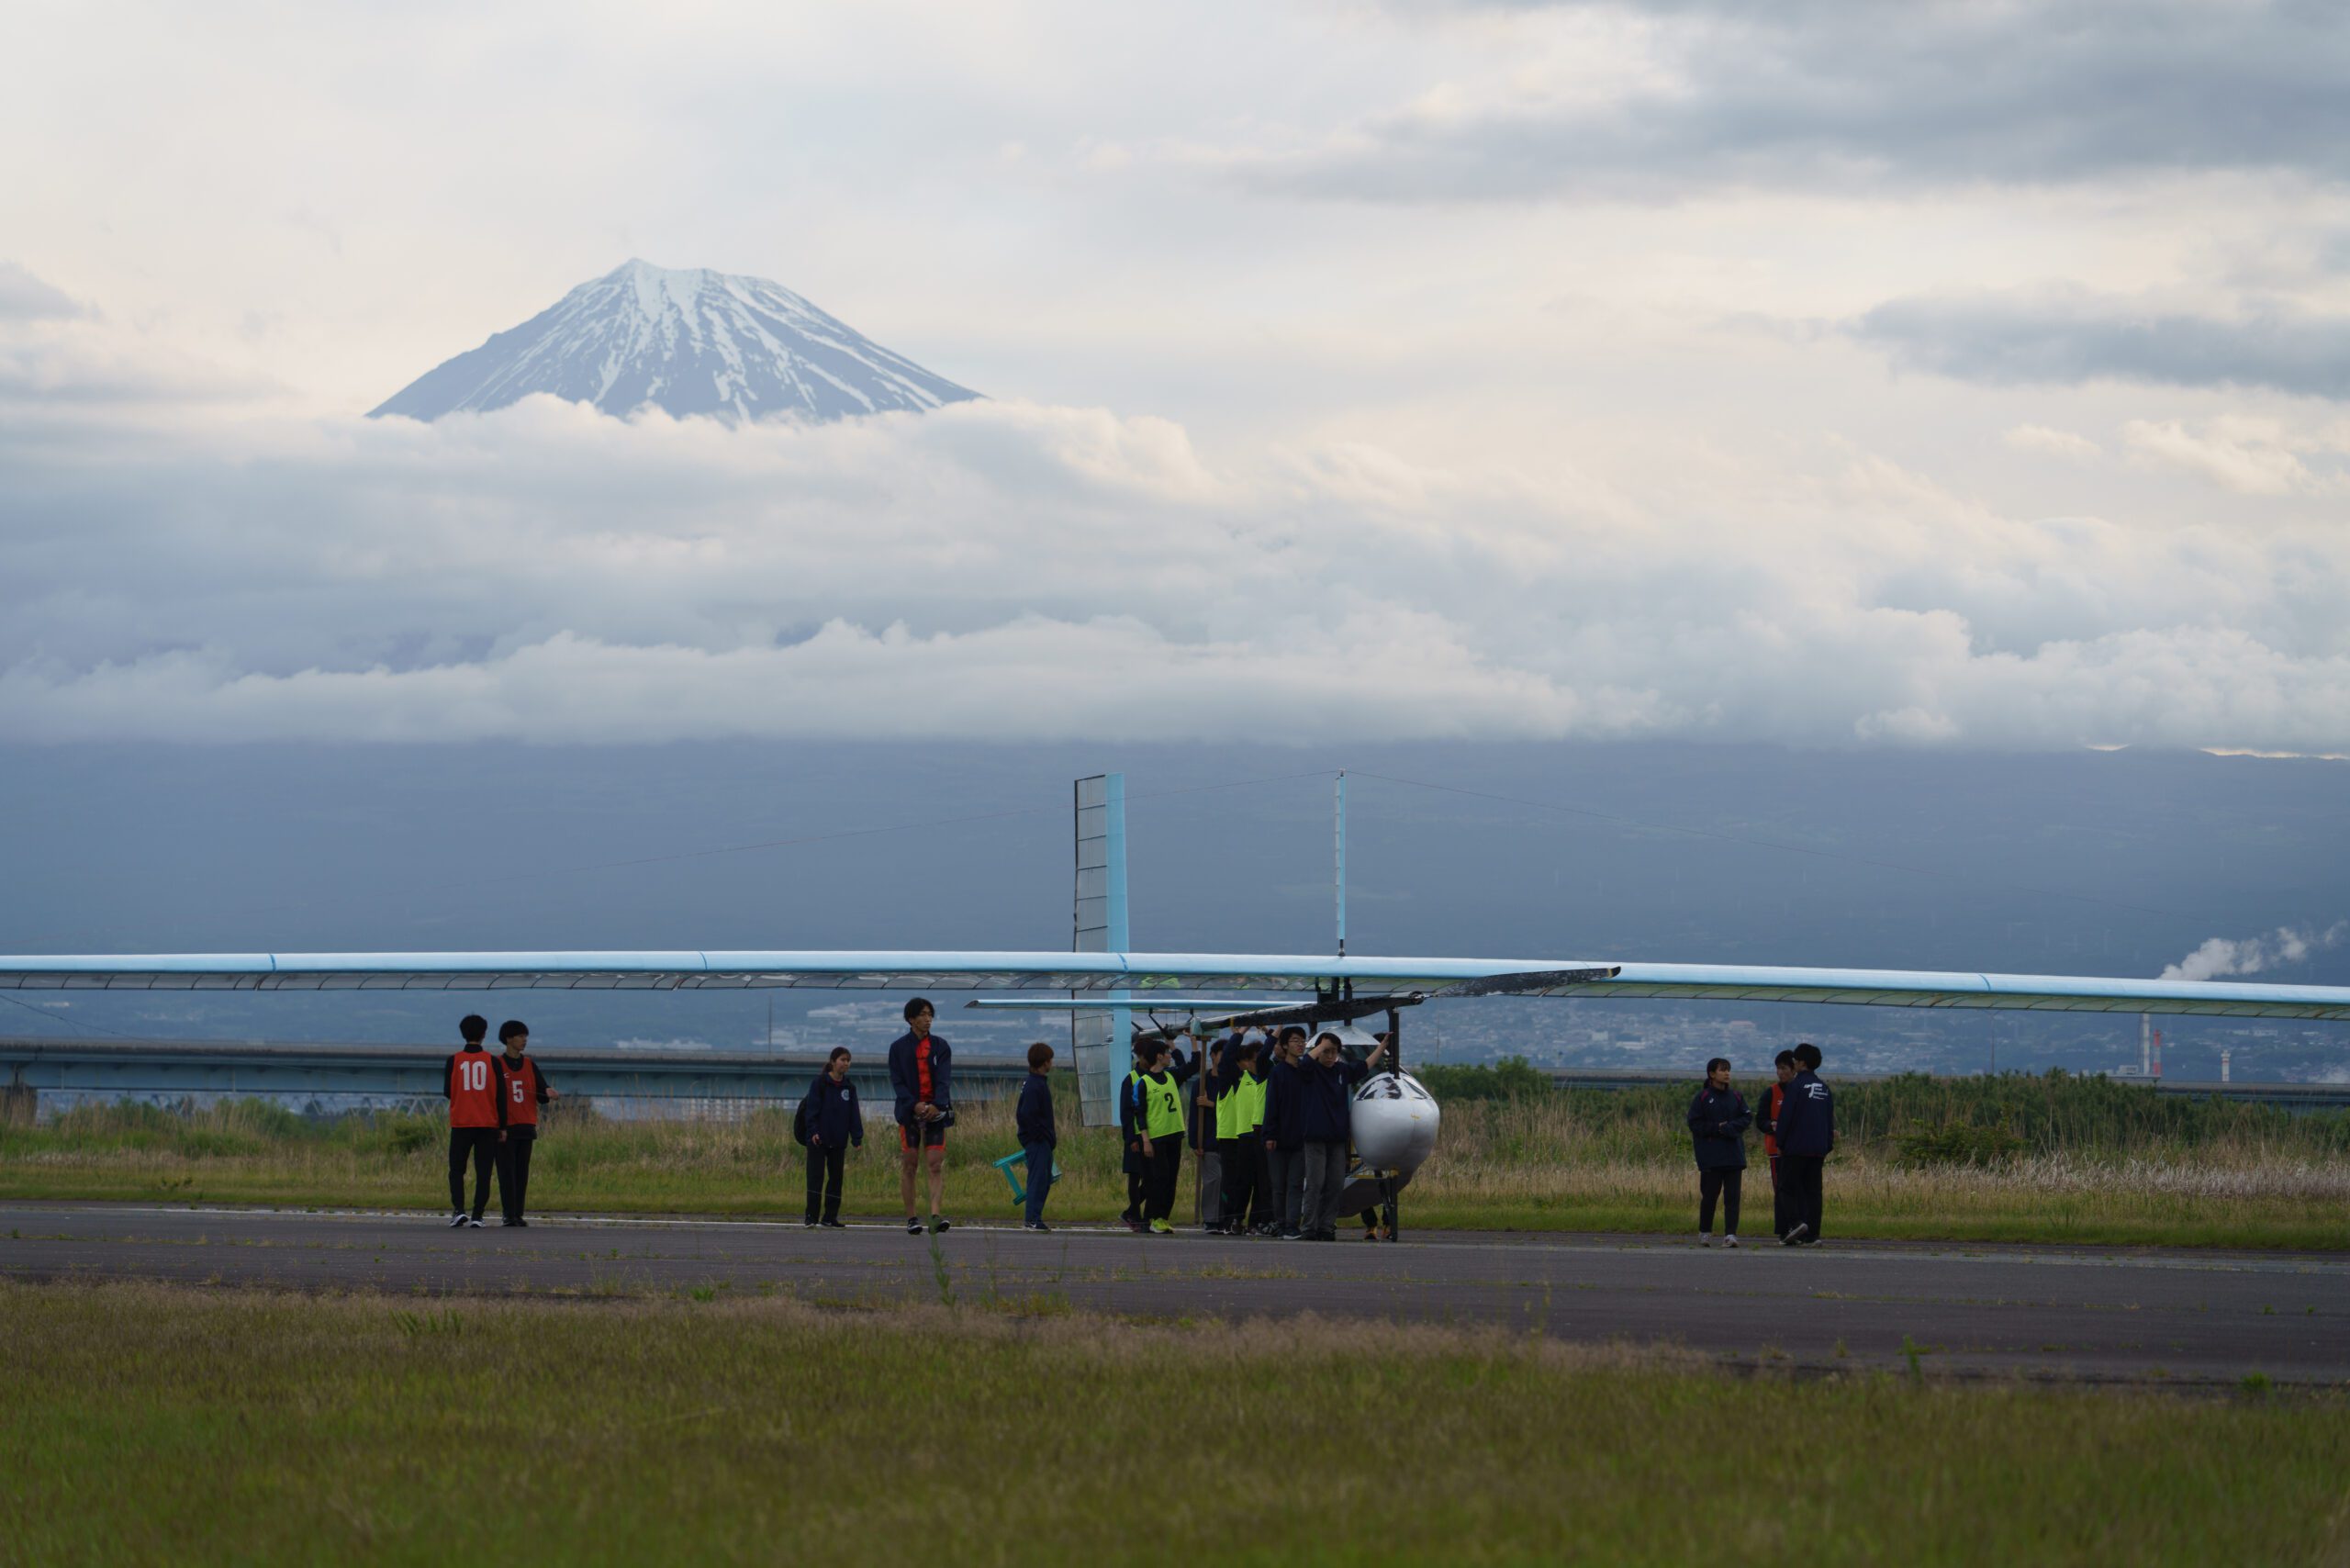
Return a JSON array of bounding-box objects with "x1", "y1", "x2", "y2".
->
[
  {"x1": 3, "y1": 1068, "x2": 2345, "y2": 1249},
  {"x1": 1, "y1": 1281, "x2": 2346, "y2": 1566}
]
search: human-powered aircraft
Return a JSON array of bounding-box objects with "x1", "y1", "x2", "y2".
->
[{"x1": 5, "y1": 772, "x2": 2345, "y2": 1237}]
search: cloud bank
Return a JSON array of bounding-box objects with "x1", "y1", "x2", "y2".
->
[
  {"x1": 1855, "y1": 292, "x2": 2350, "y2": 401},
  {"x1": 1233, "y1": 1, "x2": 2350, "y2": 201},
  {"x1": 5, "y1": 281, "x2": 2349, "y2": 752},
  {"x1": 0, "y1": 263, "x2": 80, "y2": 321}
]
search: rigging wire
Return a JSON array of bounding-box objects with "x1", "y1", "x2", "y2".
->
[
  {"x1": 0, "y1": 989, "x2": 136, "y2": 1037},
  {"x1": 216, "y1": 767, "x2": 1341, "y2": 920},
  {"x1": 1343, "y1": 768, "x2": 2188, "y2": 922},
  {"x1": 211, "y1": 757, "x2": 2188, "y2": 931},
  {"x1": 502, "y1": 767, "x2": 1340, "y2": 880}
]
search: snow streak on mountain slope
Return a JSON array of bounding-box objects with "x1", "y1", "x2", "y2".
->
[{"x1": 370, "y1": 260, "x2": 979, "y2": 423}]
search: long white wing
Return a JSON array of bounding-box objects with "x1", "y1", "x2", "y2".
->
[{"x1": 1, "y1": 950, "x2": 2344, "y2": 1019}]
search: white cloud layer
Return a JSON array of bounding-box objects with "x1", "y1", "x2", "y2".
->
[
  {"x1": 2122, "y1": 416, "x2": 2350, "y2": 498},
  {"x1": 5, "y1": 294, "x2": 2349, "y2": 750},
  {"x1": 6, "y1": 5, "x2": 2350, "y2": 755}
]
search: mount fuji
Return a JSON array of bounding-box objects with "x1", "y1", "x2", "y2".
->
[{"x1": 370, "y1": 260, "x2": 980, "y2": 424}]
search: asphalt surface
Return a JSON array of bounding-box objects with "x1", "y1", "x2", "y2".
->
[{"x1": 5, "y1": 1202, "x2": 2344, "y2": 1386}]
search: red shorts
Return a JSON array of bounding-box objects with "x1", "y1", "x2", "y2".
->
[{"x1": 900, "y1": 1121, "x2": 947, "y2": 1152}]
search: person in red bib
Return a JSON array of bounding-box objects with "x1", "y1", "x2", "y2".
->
[
  {"x1": 492, "y1": 1019, "x2": 557, "y2": 1227},
  {"x1": 442, "y1": 1014, "x2": 500, "y2": 1227}
]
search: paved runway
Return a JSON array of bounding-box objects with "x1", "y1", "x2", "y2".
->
[{"x1": 5, "y1": 1203, "x2": 2344, "y2": 1386}]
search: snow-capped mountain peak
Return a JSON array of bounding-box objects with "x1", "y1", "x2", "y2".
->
[{"x1": 371, "y1": 260, "x2": 979, "y2": 424}]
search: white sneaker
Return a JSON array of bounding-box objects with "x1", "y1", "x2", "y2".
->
[
  {"x1": 1724, "y1": 1235, "x2": 1740, "y2": 1249},
  {"x1": 447, "y1": 1212, "x2": 467, "y2": 1227},
  {"x1": 1697, "y1": 1232, "x2": 1713, "y2": 1247},
  {"x1": 466, "y1": 1216, "x2": 485, "y2": 1228},
  {"x1": 1783, "y1": 1222, "x2": 1809, "y2": 1247}
]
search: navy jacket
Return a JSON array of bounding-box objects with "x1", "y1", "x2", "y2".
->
[
  {"x1": 1016, "y1": 1071, "x2": 1057, "y2": 1148},
  {"x1": 800, "y1": 1072, "x2": 864, "y2": 1148},
  {"x1": 1685, "y1": 1085, "x2": 1751, "y2": 1170},
  {"x1": 1120, "y1": 1065, "x2": 1150, "y2": 1174},
  {"x1": 1295, "y1": 1055, "x2": 1369, "y2": 1143},
  {"x1": 886, "y1": 1030, "x2": 952, "y2": 1127},
  {"x1": 1260, "y1": 1058, "x2": 1306, "y2": 1151},
  {"x1": 1775, "y1": 1070, "x2": 1835, "y2": 1157}
]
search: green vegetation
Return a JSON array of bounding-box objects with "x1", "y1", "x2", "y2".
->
[
  {"x1": 2, "y1": 1282, "x2": 2345, "y2": 1566},
  {"x1": 1420, "y1": 1061, "x2": 2350, "y2": 1160},
  {"x1": 3, "y1": 1067, "x2": 2345, "y2": 1249}
]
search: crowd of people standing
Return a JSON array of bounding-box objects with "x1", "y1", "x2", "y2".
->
[
  {"x1": 1684, "y1": 1042, "x2": 1834, "y2": 1246},
  {"x1": 800, "y1": 1003, "x2": 1397, "y2": 1240},
  {"x1": 1120, "y1": 1025, "x2": 1390, "y2": 1239},
  {"x1": 435, "y1": 999, "x2": 1832, "y2": 1248}
]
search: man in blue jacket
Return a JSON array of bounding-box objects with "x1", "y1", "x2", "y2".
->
[
  {"x1": 799, "y1": 1046, "x2": 864, "y2": 1228},
  {"x1": 1296, "y1": 1029, "x2": 1386, "y2": 1241},
  {"x1": 1259, "y1": 1026, "x2": 1309, "y2": 1239},
  {"x1": 1686, "y1": 1056, "x2": 1752, "y2": 1247},
  {"x1": 887, "y1": 997, "x2": 954, "y2": 1236},
  {"x1": 1015, "y1": 1041, "x2": 1058, "y2": 1231},
  {"x1": 1774, "y1": 1042, "x2": 1833, "y2": 1246}
]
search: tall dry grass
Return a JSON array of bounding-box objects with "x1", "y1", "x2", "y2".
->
[{"x1": 3, "y1": 1072, "x2": 2344, "y2": 1246}]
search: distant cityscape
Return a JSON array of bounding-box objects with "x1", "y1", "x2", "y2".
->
[
  {"x1": 11, "y1": 982, "x2": 2343, "y2": 1088},
  {"x1": 668, "y1": 995, "x2": 2348, "y2": 1085}
]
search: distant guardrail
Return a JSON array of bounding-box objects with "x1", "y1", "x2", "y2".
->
[
  {"x1": 4, "y1": 1038, "x2": 2339, "y2": 1114},
  {"x1": 1543, "y1": 1068, "x2": 2350, "y2": 1110},
  {"x1": 0, "y1": 1036, "x2": 1035, "y2": 1110}
]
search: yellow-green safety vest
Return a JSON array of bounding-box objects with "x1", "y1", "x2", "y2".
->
[
  {"x1": 1242, "y1": 1070, "x2": 1268, "y2": 1131},
  {"x1": 1214, "y1": 1074, "x2": 1249, "y2": 1140},
  {"x1": 1140, "y1": 1070, "x2": 1186, "y2": 1139}
]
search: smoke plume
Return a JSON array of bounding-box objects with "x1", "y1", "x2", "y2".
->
[{"x1": 2160, "y1": 923, "x2": 2346, "y2": 983}]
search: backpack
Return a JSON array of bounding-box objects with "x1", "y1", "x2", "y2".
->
[{"x1": 792, "y1": 1096, "x2": 812, "y2": 1148}]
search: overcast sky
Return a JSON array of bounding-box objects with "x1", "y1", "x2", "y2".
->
[{"x1": 4, "y1": 0, "x2": 2347, "y2": 750}]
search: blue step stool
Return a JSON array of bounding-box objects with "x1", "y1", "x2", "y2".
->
[{"x1": 990, "y1": 1150, "x2": 1064, "y2": 1205}]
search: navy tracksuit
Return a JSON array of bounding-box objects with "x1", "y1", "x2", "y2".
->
[
  {"x1": 1774, "y1": 1070, "x2": 1835, "y2": 1239},
  {"x1": 1015, "y1": 1070, "x2": 1057, "y2": 1225},
  {"x1": 1260, "y1": 1056, "x2": 1307, "y2": 1234},
  {"x1": 1686, "y1": 1084, "x2": 1752, "y2": 1237},
  {"x1": 799, "y1": 1072, "x2": 864, "y2": 1223}
]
